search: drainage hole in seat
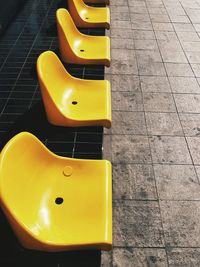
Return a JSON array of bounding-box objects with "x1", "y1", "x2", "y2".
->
[
  {"x1": 80, "y1": 49, "x2": 84, "y2": 52},
  {"x1": 85, "y1": 17, "x2": 89, "y2": 19},
  {"x1": 72, "y1": 101, "x2": 78, "y2": 105},
  {"x1": 55, "y1": 197, "x2": 64, "y2": 205}
]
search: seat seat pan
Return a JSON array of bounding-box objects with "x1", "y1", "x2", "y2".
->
[
  {"x1": 0, "y1": 132, "x2": 112, "y2": 251},
  {"x1": 79, "y1": 7, "x2": 109, "y2": 24},
  {"x1": 74, "y1": 36, "x2": 110, "y2": 62},
  {"x1": 59, "y1": 80, "x2": 111, "y2": 123}
]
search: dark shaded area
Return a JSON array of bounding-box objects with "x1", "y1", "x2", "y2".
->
[
  {"x1": 0, "y1": 0, "x2": 26, "y2": 35},
  {"x1": 0, "y1": 101, "x2": 103, "y2": 159},
  {"x1": 0, "y1": 0, "x2": 107, "y2": 265}
]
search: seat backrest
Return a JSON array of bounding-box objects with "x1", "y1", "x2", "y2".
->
[
  {"x1": 37, "y1": 51, "x2": 69, "y2": 94},
  {"x1": 56, "y1": 8, "x2": 82, "y2": 62},
  {"x1": 37, "y1": 50, "x2": 75, "y2": 113},
  {"x1": 70, "y1": 0, "x2": 88, "y2": 10},
  {"x1": 56, "y1": 8, "x2": 80, "y2": 41},
  {"x1": 0, "y1": 132, "x2": 51, "y2": 203},
  {"x1": 37, "y1": 51, "x2": 77, "y2": 123}
]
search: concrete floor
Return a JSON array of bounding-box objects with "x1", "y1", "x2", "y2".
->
[{"x1": 103, "y1": 0, "x2": 200, "y2": 266}]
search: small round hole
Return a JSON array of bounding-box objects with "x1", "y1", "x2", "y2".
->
[
  {"x1": 85, "y1": 17, "x2": 89, "y2": 19},
  {"x1": 72, "y1": 101, "x2": 78, "y2": 105},
  {"x1": 80, "y1": 49, "x2": 84, "y2": 52},
  {"x1": 55, "y1": 197, "x2": 63, "y2": 205}
]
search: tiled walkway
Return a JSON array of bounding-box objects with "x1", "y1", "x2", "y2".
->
[{"x1": 103, "y1": 0, "x2": 200, "y2": 266}]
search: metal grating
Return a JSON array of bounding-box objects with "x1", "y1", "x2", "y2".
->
[{"x1": 0, "y1": 0, "x2": 106, "y2": 265}]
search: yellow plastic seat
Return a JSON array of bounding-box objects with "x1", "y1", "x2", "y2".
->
[
  {"x1": 37, "y1": 51, "x2": 111, "y2": 128},
  {"x1": 84, "y1": 0, "x2": 109, "y2": 5},
  {"x1": 56, "y1": 8, "x2": 110, "y2": 66},
  {"x1": 68, "y1": 0, "x2": 110, "y2": 29},
  {"x1": 0, "y1": 132, "x2": 112, "y2": 252}
]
